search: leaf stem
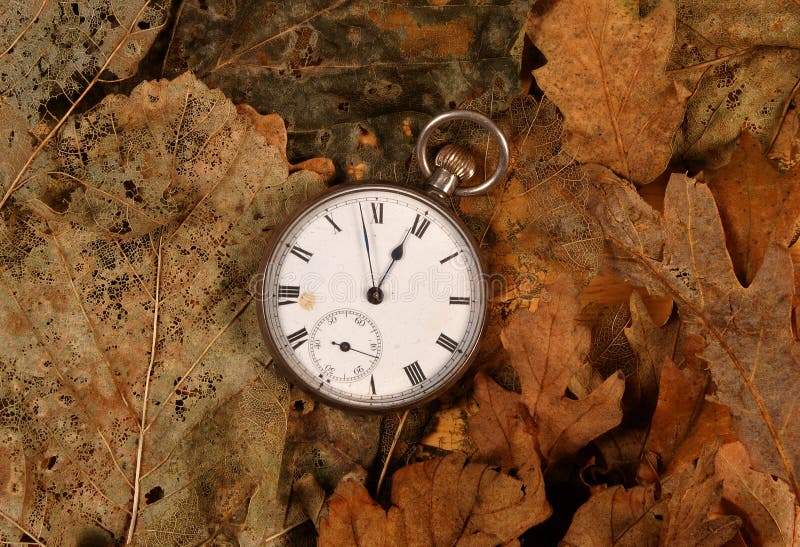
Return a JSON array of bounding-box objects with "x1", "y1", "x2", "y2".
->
[{"x1": 126, "y1": 234, "x2": 163, "y2": 544}]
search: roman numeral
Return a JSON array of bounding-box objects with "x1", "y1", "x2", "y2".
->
[
  {"x1": 324, "y1": 215, "x2": 342, "y2": 233},
  {"x1": 290, "y1": 245, "x2": 313, "y2": 263},
  {"x1": 371, "y1": 202, "x2": 383, "y2": 224},
  {"x1": 403, "y1": 361, "x2": 426, "y2": 386},
  {"x1": 436, "y1": 333, "x2": 458, "y2": 353},
  {"x1": 410, "y1": 214, "x2": 430, "y2": 239},
  {"x1": 440, "y1": 252, "x2": 459, "y2": 264},
  {"x1": 369, "y1": 375, "x2": 376, "y2": 394},
  {"x1": 286, "y1": 327, "x2": 308, "y2": 349},
  {"x1": 278, "y1": 285, "x2": 300, "y2": 305},
  {"x1": 449, "y1": 296, "x2": 470, "y2": 305}
]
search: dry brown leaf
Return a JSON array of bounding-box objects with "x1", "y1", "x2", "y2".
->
[
  {"x1": 667, "y1": 1, "x2": 800, "y2": 165},
  {"x1": 501, "y1": 277, "x2": 625, "y2": 462},
  {"x1": 716, "y1": 442, "x2": 800, "y2": 546},
  {"x1": 318, "y1": 453, "x2": 550, "y2": 547},
  {"x1": 623, "y1": 292, "x2": 680, "y2": 413},
  {"x1": 565, "y1": 445, "x2": 740, "y2": 547},
  {"x1": 0, "y1": 72, "x2": 327, "y2": 544},
  {"x1": 587, "y1": 303, "x2": 637, "y2": 380},
  {"x1": 561, "y1": 484, "x2": 662, "y2": 547},
  {"x1": 659, "y1": 444, "x2": 741, "y2": 546},
  {"x1": 527, "y1": 0, "x2": 689, "y2": 184},
  {"x1": 0, "y1": 0, "x2": 170, "y2": 209},
  {"x1": 591, "y1": 170, "x2": 800, "y2": 499},
  {"x1": 468, "y1": 373, "x2": 538, "y2": 472},
  {"x1": 704, "y1": 132, "x2": 800, "y2": 286},
  {"x1": 579, "y1": 275, "x2": 674, "y2": 327},
  {"x1": 1, "y1": 0, "x2": 167, "y2": 126},
  {"x1": 637, "y1": 355, "x2": 711, "y2": 482}
]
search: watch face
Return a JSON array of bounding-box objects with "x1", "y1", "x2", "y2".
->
[{"x1": 257, "y1": 183, "x2": 487, "y2": 411}]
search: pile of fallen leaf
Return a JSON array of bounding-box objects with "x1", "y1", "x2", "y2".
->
[{"x1": 1, "y1": 0, "x2": 799, "y2": 545}]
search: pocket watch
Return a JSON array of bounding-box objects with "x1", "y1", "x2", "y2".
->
[{"x1": 257, "y1": 110, "x2": 509, "y2": 411}]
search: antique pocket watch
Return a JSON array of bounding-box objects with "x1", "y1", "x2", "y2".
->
[{"x1": 257, "y1": 111, "x2": 509, "y2": 411}]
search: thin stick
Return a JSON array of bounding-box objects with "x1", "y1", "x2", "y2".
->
[
  {"x1": 126, "y1": 234, "x2": 163, "y2": 544},
  {"x1": 375, "y1": 409, "x2": 409, "y2": 496},
  {"x1": 262, "y1": 518, "x2": 310, "y2": 543},
  {"x1": 0, "y1": 508, "x2": 45, "y2": 547}
]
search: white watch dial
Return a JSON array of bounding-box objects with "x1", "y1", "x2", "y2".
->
[{"x1": 259, "y1": 184, "x2": 486, "y2": 410}]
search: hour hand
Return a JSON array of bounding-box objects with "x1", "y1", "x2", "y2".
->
[{"x1": 377, "y1": 228, "x2": 411, "y2": 289}]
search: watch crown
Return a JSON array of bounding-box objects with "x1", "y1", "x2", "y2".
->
[{"x1": 435, "y1": 144, "x2": 477, "y2": 182}]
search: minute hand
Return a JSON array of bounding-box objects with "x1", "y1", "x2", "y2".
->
[{"x1": 377, "y1": 228, "x2": 411, "y2": 288}]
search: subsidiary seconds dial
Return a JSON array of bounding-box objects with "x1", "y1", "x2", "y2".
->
[{"x1": 309, "y1": 309, "x2": 382, "y2": 383}]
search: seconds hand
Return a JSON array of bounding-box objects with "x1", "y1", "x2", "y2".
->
[
  {"x1": 358, "y1": 203, "x2": 376, "y2": 287},
  {"x1": 331, "y1": 341, "x2": 379, "y2": 359}
]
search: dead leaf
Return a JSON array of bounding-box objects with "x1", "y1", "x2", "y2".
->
[
  {"x1": 527, "y1": 0, "x2": 689, "y2": 184},
  {"x1": 565, "y1": 445, "x2": 740, "y2": 547},
  {"x1": 591, "y1": 170, "x2": 800, "y2": 498},
  {"x1": 318, "y1": 453, "x2": 550, "y2": 547},
  {"x1": 164, "y1": 1, "x2": 530, "y2": 179},
  {"x1": 704, "y1": 132, "x2": 800, "y2": 286},
  {"x1": 561, "y1": 484, "x2": 662, "y2": 547},
  {"x1": 1, "y1": 0, "x2": 167, "y2": 127},
  {"x1": 468, "y1": 373, "x2": 536, "y2": 471},
  {"x1": 579, "y1": 275, "x2": 674, "y2": 327},
  {"x1": 659, "y1": 444, "x2": 741, "y2": 546},
  {"x1": 0, "y1": 72, "x2": 326, "y2": 543},
  {"x1": 0, "y1": 0, "x2": 169, "y2": 208},
  {"x1": 716, "y1": 442, "x2": 800, "y2": 546},
  {"x1": 501, "y1": 277, "x2": 625, "y2": 462},
  {"x1": 623, "y1": 292, "x2": 680, "y2": 414},
  {"x1": 667, "y1": 0, "x2": 800, "y2": 165}
]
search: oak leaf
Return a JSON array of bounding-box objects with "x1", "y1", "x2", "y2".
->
[
  {"x1": 0, "y1": 72, "x2": 326, "y2": 544},
  {"x1": 704, "y1": 132, "x2": 800, "y2": 286},
  {"x1": 658, "y1": 444, "x2": 741, "y2": 546},
  {"x1": 564, "y1": 445, "x2": 740, "y2": 546},
  {"x1": 716, "y1": 442, "x2": 800, "y2": 546},
  {"x1": 561, "y1": 484, "x2": 662, "y2": 547},
  {"x1": 468, "y1": 373, "x2": 535, "y2": 471},
  {"x1": 527, "y1": 0, "x2": 689, "y2": 184},
  {"x1": 590, "y1": 170, "x2": 800, "y2": 499},
  {"x1": 623, "y1": 292, "x2": 680, "y2": 414},
  {"x1": 501, "y1": 277, "x2": 625, "y2": 462},
  {"x1": 318, "y1": 453, "x2": 550, "y2": 547}
]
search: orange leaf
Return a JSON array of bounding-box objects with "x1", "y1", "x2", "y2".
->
[
  {"x1": 501, "y1": 277, "x2": 625, "y2": 462},
  {"x1": 706, "y1": 132, "x2": 800, "y2": 286},
  {"x1": 528, "y1": 0, "x2": 689, "y2": 184}
]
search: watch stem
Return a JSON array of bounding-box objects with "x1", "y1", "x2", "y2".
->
[
  {"x1": 424, "y1": 144, "x2": 477, "y2": 199},
  {"x1": 436, "y1": 144, "x2": 477, "y2": 181}
]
